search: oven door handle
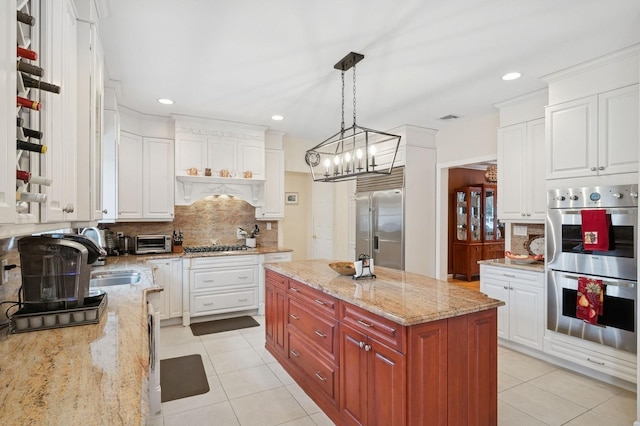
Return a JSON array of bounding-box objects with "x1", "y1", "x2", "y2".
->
[
  {"x1": 561, "y1": 209, "x2": 637, "y2": 215},
  {"x1": 561, "y1": 274, "x2": 636, "y2": 288}
]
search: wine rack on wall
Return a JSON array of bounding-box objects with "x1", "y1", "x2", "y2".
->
[{"x1": 16, "y1": 0, "x2": 55, "y2": 217}]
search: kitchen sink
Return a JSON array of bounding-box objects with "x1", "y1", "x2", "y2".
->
[{"x1": 90, "y1": 270, "x2": 141, "y2": 287}]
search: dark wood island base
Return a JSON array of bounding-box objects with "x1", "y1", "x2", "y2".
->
[{"x1": 264, "y1": 262, "x2": 501, "y2": 425}]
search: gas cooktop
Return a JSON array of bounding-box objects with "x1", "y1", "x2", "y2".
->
[{"x1": 183, "y1": 244, "x2": 252, "y2": 254}]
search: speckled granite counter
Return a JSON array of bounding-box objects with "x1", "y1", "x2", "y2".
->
[
  {"x1": 106, "y1": 246, "x2": 292, "y2": 262},
  {"x1": 478, "y1": 258, "x2": 545, "y2": 273},
  {"x1": 264, "y1": 259, "x2": 504, "y2": 326},
  {"x1": 0, "y1": 257, "x2": 159, "y2": 426}
]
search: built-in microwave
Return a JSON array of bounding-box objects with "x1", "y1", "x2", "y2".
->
[{"x1": 134, "y1": 235, "x2": 171, "y2": 254}]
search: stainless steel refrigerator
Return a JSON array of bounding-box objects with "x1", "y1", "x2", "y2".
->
[{"x1": 355, "y1": 189, "x2": 404, "y2": 270}]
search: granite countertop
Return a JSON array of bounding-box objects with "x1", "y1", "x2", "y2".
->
[
  {"x1": 264, "y1": 260, "x2": 504, "y2": 326},
  {"x1": 0, "y1": 257, "x2": 159, "y2": 426},
  {"x1": 478, "y1": 258, "x2": 545, "y2": 273}
]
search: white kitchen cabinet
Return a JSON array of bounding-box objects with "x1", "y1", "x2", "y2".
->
[
  {"x1": 147, "y1": 258, "x2": 183, "y2": 321},
  {"x1": 546, "y1": 84, "x2": 638, "y2": 180},
  {"x1": 497, "y1": 118, "x2": 545, "y2": 221},
  {"x1": 186, "y1": 255, "x2": 259, "y2": 323},
  {"x1": 142, "y1": 137, "x2": 174, "y2": 220},
  {"x1": 256, "y1": 148, "x2": 284, "y2": 219},
  {"x1": 0, "y1": 0, "x2": 16, "y2": 224},
  {"x1": 118, "y1": 133, "x2": 173, "y2": 221},
  {"x1": 237, "y1": 140, "x2": 265, "y2": 179},
  {"x1": 39, "y1": 0, "x2": 78, "y2": 223},
  {"x1": 75, "y1": 18, "x2": 104, "y2": 222},
  {"x1": 480, "y1": 264, "x2": 544, "y2": 351},
  {"x1": 117, "y1": 131, "x2": 143, "y2": 220},
  {"x1": 101, "y1": 107, "x2": 118, "y2": 222}
]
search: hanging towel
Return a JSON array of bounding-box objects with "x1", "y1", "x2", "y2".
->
[
  {"x1": 580, "y1": 209, "x2": 610, "y2": 251},
  {"x1": 576, "y1": 277, "x2": 604, "y2": 325}
]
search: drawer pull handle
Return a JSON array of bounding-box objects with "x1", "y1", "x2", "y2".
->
[
  {"x1": 290, "y1": 287, "x2": 299, "y2": 292},
  {"x1": 314, "y1": 372, "x2": 327, "y2": 382},
  {"x1": 290, "y1": 314, "x2": 300, "y2": 320},
  {"x1": 503, "y1": 274, "x2": 516, "y2": 278},
  {"x1": 587, "y1": 358, "x2": 605, "y2": 366},
  {"x1": 359, "y1": 341, "x2": 365, "y2": 348},
  {"x1": 314, "y1": 299, "x2": 326, "y2": 306},
  {"x1": 290, "y1": 349, "x2": 300, "y2": 357},
  {"x1": 503, "y1": 286, "x2": 509, "y2": 290},
  {"x1": 314, "y1": 330, "x2": 327, "y2": 338},
  {"x1": 238, "y1": 298, "x2": 248, "y2": 302},
  {"x1": 203, "y1": 302, "x2": 214, "y2": 306},
  {"x1": 203, "y1": 279, "x2": 214, "y2": 283},
  {"x1": 357, "y1": 319, "x2": 373, "y2": 328},
  {"x1": 237, "y1": 276, "x2": 248, "y2": 279}
]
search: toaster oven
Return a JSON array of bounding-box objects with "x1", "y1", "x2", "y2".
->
[{"x1": 134, "y1": 235, "x2": 171, "y2": 254}]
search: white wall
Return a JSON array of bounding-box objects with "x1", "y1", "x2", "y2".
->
[
  {"x1": 283, "y1": 135, "x2": 318, "y2": 173},
  {"x1": 435, "y1": 113, "x2": 499, "y2": 279}
]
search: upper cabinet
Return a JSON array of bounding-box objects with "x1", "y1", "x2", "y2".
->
[
  {"x1": 495, "y1": 89, "x2": 547, "y2": 223},
  {"x1": 256, "y1": 130, "x2": 285, "y2": 220},
  {"x1": 497, "y1": 119, "x2": 546, "y2": 221},
  {"x1": 542, "y1": 46, "x2": 639, "y2": 182},
  {"x1": 546, "y1": 85, "x2": 639, "y2": 179},
  {"x1": 174, "y1": 116, "x2": 267, "y2": 207}
]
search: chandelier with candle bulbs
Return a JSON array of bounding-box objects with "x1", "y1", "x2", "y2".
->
[{"x1": 305, "y1": 52, "x2": 401, "y2": 182}]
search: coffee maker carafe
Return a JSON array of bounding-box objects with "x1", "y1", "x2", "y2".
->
[{"x1": 18, "y1": 235, "x2": 99, "y2": 312}]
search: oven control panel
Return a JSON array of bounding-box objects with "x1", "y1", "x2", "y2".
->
[{"x1": 548, "y1": 184, "x2": 638, "y2": 209}]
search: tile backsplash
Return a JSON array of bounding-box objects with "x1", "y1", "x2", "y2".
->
[
  {"x1": 509, "y1": 223, "x2": 544, "y2": 256},
  {"x1": 104, "y1": 197, "x2": 278, "y2": 247}
]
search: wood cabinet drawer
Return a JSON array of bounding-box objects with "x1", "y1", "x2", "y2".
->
[
  {"x1": 341, "y1": 302, "x2": 405, "y2": 352},
  {"x1": 288, "y1": 281, "x2": 337, "y2": 317},
  {"x1": 288, "y1": 332, "x2": 338, "y2": 401},
  {"x1": 191, "y1": 266, "x2": 257, "y2": 291},
  {"x1": 288, "y1": 298, "x2": 338, "y2": 361},
  {"x1": 191, "y1": 288, "x2": 258, "y2": 316},
  {"x1": 266, "y1": 270, "x2": 288, "y2": 290}
]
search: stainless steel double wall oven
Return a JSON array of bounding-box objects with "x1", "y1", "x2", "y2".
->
[{"x1": 547, "y1": 184, "x2": 638, "y2": 353}]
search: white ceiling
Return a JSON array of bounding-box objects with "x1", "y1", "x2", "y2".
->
[{"x1": 97, "y1": 0, "x2": 640, "y2": 143}]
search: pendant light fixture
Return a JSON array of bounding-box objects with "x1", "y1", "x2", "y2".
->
[{"x1": 305, "y1": 52, "x2": 401, "y2": 182}]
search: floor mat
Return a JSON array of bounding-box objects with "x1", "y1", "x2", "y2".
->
[
  {"x1": 189, "y1": 316, "x2": 260, "y2": 336},
  {"x1": 160, "y1": 354, "x2": 209, "y2": 402}
]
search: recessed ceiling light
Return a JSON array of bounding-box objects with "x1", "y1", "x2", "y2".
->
[
  {"x1": 271, "y1": 115, "x2": 284, "y2": 121},
  {"x1": 502, "y1": 72, "x2": 522, "y2": 81},
  {"x1": 158, "y1": 98, "x2": 174, "y2": 105}
]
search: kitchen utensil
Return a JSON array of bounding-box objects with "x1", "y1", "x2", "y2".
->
[{"x1": 328, "y1": 262, "x2": 355, "y2": 276}]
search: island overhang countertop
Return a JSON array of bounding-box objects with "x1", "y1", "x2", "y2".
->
[{"x1": 264, "y1": 259, "x2": 504, "y2": 326}]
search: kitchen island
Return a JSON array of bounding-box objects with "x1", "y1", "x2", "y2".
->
[{"x1": 264, "y1": 259, "x2": 504, "y2": 425}]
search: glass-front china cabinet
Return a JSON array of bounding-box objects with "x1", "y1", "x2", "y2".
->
[{"x1": 453, "y1": 184, "x2": 504, "y2": 281}]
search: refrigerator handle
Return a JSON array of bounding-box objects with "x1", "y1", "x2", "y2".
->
[{"x1": 373, "y1": 233, "x2": 380, "y2": 252}]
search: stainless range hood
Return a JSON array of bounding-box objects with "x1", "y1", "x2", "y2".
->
[{"x1": 175, "y1": 176, "x2": 265, "y2": 207}]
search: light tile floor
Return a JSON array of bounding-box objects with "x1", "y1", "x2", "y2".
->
[{"x1": 149, "y1": 316, "x2": 637, "y2": 426}]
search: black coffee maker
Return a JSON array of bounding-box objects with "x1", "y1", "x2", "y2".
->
[{"x1": 18, "y1": 234, "x2": 104, "y2": 312}]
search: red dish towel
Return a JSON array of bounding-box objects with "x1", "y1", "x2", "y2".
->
[
  {"x1": 581, "y1": 209, "x2": 610, "y2": 251},
  {"x1": 576, "y1": 277, "x2": 604, "y2": 325}
]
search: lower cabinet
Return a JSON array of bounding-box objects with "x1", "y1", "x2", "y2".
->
[
  {"x1": 265, "y1": 269, "x2": 498, "y2": 425},
  {"x1": 341, "y1": 324, "x2": 406, "y2": 426},
  {"x1": 480, "y1": 264, "x2": 544, "y2": 350},
  {"x1": 187, "y1": 255, "x2": 259, "y2": 321},
  {"x1": 147, "y1": 258, "x2": 183, "y2": 320}
]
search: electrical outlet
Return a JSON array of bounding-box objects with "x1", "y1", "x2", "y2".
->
[
  {"x1": 1, "y1": 259, "x2": 7, "y2": 286},
  {"x1": 266, "y1": 222, "x2": 272, "y2": 230}
]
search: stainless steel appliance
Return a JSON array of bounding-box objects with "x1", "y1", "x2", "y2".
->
[
  {"x1": 547, "y1": 184, "x2": 638, "y2": 353},
  {"x1": 81, "y1": 227, "x2": 106, "y2": 265},
  {"x1": 355, "y1": 168, "x2": 404, "y2": 270},
  {"x1": 134, "y1": 235, "x2": 171, "y2": 254}
]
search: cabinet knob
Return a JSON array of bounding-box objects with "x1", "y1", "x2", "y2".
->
[
  {"x1": 503, "y1": 286, "x2": 509, "y2": 290},
  {"x1": 359, "y1": 341, "x2": 365, "y2": 348},
  {"x1": 364, "y1": 344, "x2": 371, "y2": 352},
  {"x1": 598, "y1": 166, "x2": 605, "y2": 171},
  {"x1": 521, "y1": 213, "x2": 526, "y2": 216},
  {"x1": 102, "y1": 209, "x2": 108, "y2": 214},
  {"x1": 590, "y1": 167, "x2": 597, "y2": 171},
  {"x1": 63, "y1": 204, "x2": 74, "y2": 213},
  {"x1": 526, "y1": 213, "x2": 531, "y2": 216}
]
